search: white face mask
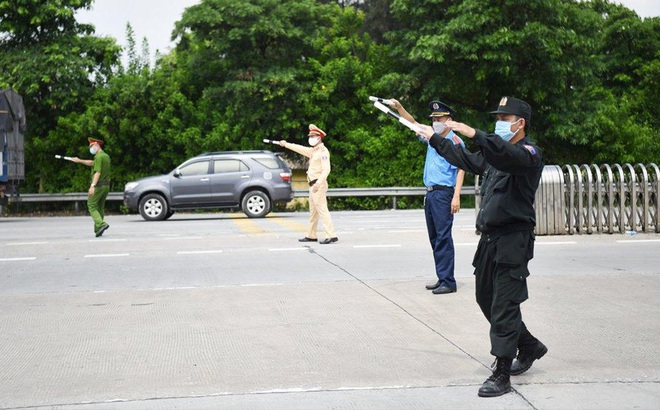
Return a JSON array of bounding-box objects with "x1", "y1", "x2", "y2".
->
[
  {"x1": 308, "y1": 136, "x2": 320, "y2": 146},
  {"x1": 432, "y1": 122, "x2": 447, "y2": 134}
]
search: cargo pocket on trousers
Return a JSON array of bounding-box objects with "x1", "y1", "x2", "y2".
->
[
  {"x1": 472, "y1": 239, "x2": 487, "y2": 270},
  {"x1": 495, "y1": 232, "x2": 530, "y2": 303},
  {"x1": 494, "y1": 231, "x2": 528, "y2": 267},
  {"x1": 507, "y1": 265, "x2": 529, "y2": 303}
]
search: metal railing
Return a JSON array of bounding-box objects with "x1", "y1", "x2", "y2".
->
[
  {"x1": 2, "y1": 186, "x2": 476, "y2": 211},
  {"x1": 563, "y1": 163, "x2": 659, "y2": 234}
]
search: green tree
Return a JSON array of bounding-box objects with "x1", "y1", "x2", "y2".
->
[
  {"x1": 0, "y1": 0, "x2": 121, "y2": 191},
  {"x1": 385, "y1": 0, "x2": 660, "y2": 165},
  {"x1": 306, "y1": 5, "x2": 426, "y2": 190},
  {"x1": 587, "y1": 2, "x2": 660, "y2": 163},
  {"x1": 6, "y1": 0, "x2": 657, "y2": 199},
  {"x1": 47, "y1": 28, "x2": 199, "y2": 192},
  {"x1": 172, "y1": 0, "x2": 338, "y2": 151},
  {"x1": 171, "y1": 0, "x2": 427, "y2": 194},
  {"x1": 387, "y1": 0, "x2": 612, "y2": 164}
]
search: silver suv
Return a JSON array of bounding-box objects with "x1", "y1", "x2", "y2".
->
[{"x1": 123, "y1": 151, "x2": 293, "y2": 221}]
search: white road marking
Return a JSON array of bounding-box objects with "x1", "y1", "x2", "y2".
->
[
  {"x1": 0, "y1": 257, "x2": 37, "y2": 261},
  {"x1": 177, "y1": 250, "x2": 224, "y2": 255},
  {"x1": 353, "y1": 244, "x2": 402, "y2": 249},
  {"x1": 149, "y1": 283, "x2": 286, "y2": 291},
  {"x1": 616, "y1": 239, "x2": 660, "y2": 244},
  {"x1": 84, "y1": 253, "x2": 130, "y2": 258},
  {"x1": 453, "y1": 241, "x2": 577, "y2": 246},
  {"x1": 6, "y1": 242, "x2": 48, "y2": 246},
  {"x1": 153, "y1": 286, "x2": 198, "y2": 290}
]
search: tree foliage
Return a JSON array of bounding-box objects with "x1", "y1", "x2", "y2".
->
[
  {"x1": 1, "y1": 0, "x2": 658, "y2": 196},
  {"x1": 0, "y1": 0, "x2": 121, "y2": 191},
  {"x1": 172, "y1": 0, "x2": 337, "y2": 148}
]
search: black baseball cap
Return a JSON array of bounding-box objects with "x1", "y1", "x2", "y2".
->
[{"x1": 489, "y1": 96, "x2": 531, "y2": 123}]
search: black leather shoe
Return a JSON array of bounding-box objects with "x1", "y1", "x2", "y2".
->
[
  {"x1": 432, "y1": 286, "x2": 457, "y2": 294},
  {"x1": 319, "y1": 237, "x2": 338, "y2": 244},
  {"x1": 510, "y1": 341, "x2": 548, "y2": 375},
  {"x1": 95, "y1": 224, "x2": 109, "y2": 237},
  {"x1": 478, "y1": 358, "x2": 512, "y2": 397},
  {"x1": 478, "y1": 374, "x2": 511, "y2": 397},
  {"x1": 298, "y1": 237, "x2": 317, "y2": 242},
  {"x1": 425, "y1": 280, "x2": 441, "y2": 290}
]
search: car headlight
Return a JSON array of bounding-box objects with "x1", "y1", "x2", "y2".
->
[{"x1": 124, "y1": 182, "x2": 139, "y2": 191}]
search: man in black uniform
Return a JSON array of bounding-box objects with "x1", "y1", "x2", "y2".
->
[{"x1": 416, "y1": 96, "x2": 548, "y2": 398}]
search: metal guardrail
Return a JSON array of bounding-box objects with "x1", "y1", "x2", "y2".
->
[
  {"x1": 3, "y1": 187, "x2": 476, "y2": 210},
  {"x1": 296, "y1": 187, "x2": 476, "y2": 210},
  {"x1": 6, "y1": 192, "x2": 125, "y2": 202}
]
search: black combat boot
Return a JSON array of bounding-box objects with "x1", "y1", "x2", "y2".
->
[
  {"x1": 478, "y1": 357, "x2": 513, "y2": 397},
  {"x1": 511, "y1": 341, "x2": 548, "y2": 375}
]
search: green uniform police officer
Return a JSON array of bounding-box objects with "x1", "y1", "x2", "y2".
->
[{"x1": 72, "y1": 137, "x2": 111, "y2": 237}]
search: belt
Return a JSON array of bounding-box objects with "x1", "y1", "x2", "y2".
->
[
  {"x1": 308, "y1": 179, "x2": 318, "y2": 187},
  {"x1": 426, "y1": 185, "x2": 452, "y2": 192},
  {"x1": 480, "y1": 222, "x2": 535, "y2": 238}
]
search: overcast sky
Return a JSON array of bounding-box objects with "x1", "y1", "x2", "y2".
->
[
  {"x1": 76, "y1": 0, "x2": 659, "y2": 63},
  {"x1": 76, "y1": 0, "x2": 200, "y2": 59}
]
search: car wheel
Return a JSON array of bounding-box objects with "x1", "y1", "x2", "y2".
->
[
  {"x1": 139, "y1": 193, "x2": 169, "y2": 221},
  {"x1": 163, "y1": 210, "x2": 175, "y2": 220},
  {"x1": 241, "y1": 190, "x2": 271, "y2": 218}
]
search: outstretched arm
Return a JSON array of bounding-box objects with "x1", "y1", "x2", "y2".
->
[
  {"x1": 471, "y1": 132, "x2": 543, "y2": 174},
  {"x1": 417, "y1": 123, "x2": 487, "y2": 175},
  {"x1": 71, "y1": 157, "x2": 93, "y2": 167},
  {"x1": 390, "y1": 99, "x2": 418, "y2": 125},
  {"x1": 278, "y1": 140, "x2": 313, "y2": 158}
]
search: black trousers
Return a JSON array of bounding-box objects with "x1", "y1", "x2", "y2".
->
[{"x1": 473, "y1": 230, "x2": 540, "y2": 359}]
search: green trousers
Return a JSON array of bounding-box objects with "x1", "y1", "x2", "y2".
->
[{"x1": 88, "y1": 185, "x2": 109, "y2": 233}]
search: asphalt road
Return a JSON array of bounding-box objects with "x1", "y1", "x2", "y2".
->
[{"x1": 0, "y1": 210, "x2": 658, "y2": 409}]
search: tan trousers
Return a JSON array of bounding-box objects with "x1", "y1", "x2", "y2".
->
[{"x1": 307, "y1": 181, "x2": 335, "y2": 238}]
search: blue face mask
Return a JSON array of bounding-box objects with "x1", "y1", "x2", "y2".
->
[
  {"x1": 494, "y1": 119, "x2": 521, "y2": 142},
  {"x1": 90, "y1": 147, "x2": 98, "y2": 155}
]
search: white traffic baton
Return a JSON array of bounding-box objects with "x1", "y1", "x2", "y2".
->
[{"x1": 372, "y1": 101, "x2": 419, "y2": 133}]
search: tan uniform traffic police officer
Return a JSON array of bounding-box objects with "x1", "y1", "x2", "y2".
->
[{"x1": 279, "y1": 124, "x2": 338, "y2": 244}]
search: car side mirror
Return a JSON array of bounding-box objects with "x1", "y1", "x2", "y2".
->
[{"x1": 173, "y1": 170, "x2": 182, "y2": 178}]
